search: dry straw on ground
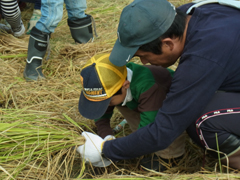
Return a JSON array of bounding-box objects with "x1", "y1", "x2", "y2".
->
[{"x1": 0, "y1": 0, "x2": 240, "y2": 179}]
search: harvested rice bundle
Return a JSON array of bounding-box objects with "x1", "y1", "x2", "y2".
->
[
  {"x1": 0, "y1": 109, "x2": 85, "y2": 179},
  {"x1": 0, "y1": 31, "x2": 28, "y2": 55}
]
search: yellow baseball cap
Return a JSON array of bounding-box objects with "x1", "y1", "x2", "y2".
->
[{"x1": 78, "y1": 53, "x2": 127, "y2": 119}]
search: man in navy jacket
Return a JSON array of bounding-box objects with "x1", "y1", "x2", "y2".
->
[{"x1": 78, "y1": 0, "x2": 240, "y2": 169}]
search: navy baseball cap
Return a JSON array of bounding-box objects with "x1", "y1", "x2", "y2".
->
[{"x1": 110, "y1": 0, "x2": 176, "y2": 66}]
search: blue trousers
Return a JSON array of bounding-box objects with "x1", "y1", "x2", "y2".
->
[{"x1": 35, "y1": 0, "x2": 87, "y2": 34}]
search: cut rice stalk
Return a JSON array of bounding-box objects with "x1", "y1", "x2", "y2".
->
[{"x1": 0, "y1": 109, "x2": 85, "y2": 179}]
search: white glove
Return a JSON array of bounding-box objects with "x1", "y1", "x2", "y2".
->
[
  {"x1": 77, "y1": 132, "x2": 111, "y2": 167},
  {"x1": 104, "y1": 135, "x2": 116, "y2": 141}
]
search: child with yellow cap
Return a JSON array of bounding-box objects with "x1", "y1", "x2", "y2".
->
[{"x1": 78, "y1": 53, "x2": 186, "y2": 171}]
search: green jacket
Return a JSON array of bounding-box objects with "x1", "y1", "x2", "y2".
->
[{"x1": 95, "y1": 62, "x2": 173, "y2": 138}]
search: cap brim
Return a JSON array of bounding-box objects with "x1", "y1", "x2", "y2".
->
[
  {"x1": 110, "y1": 39, "x2": 139, "y2": 66},
  {"x1": 78, "y1": 91, "x2": 111, "y2": 119}
]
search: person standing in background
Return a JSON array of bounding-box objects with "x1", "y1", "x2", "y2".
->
[
  {"x1": 0, "y1": 0, "x2": 25, "y2": 37},
  {"x1": 18, "y1": 0, "x2": 42, "y2": 34},
  {"x1": 23, "y1": 0, "x2": 96, "y2": 81}
]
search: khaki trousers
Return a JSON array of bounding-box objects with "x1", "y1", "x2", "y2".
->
[{"x1": 116, "y1": 106, "x2": 186, "y2": 159}]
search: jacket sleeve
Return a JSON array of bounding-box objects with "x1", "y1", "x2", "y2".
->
[
  {"x1": 137, "y1": 65, "x2": 172, "y2": 128},
  {"x1": 138, "y1": 83, "x2": 168, "y2": 128},
  {"x1": 94, "y1": 106, "x2": 114, "y2": 138}
]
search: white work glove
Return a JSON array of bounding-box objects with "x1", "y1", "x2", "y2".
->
[
  {"x1": 104, "y1": 135, "x2": 116, "y2": 141},
  {"x1": 77, "y1": 132, "x2": 112, "y2": 167}
]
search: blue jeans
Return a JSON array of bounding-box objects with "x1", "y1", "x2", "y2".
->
[{"x1": 35, "y1": 0, "x2": 87, "y2": 33}]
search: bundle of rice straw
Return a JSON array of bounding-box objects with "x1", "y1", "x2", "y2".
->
[{"x1": 0, "y1": 109, "x2": 85, "y2": 179}]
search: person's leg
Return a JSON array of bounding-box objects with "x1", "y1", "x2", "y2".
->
[
  {"x1": 0, "y1": 0, "x2": 25, "y2": 37},
  {"x1": 116, "y1": 106, "x2": 186, "y2": 171},
  {"x1": 26, "y1": 0, "x2": 41, "y2": 34},
  {"x1": 140, "y1": 132, "x2": 186, "y2": 171},
  {"x1": 95, "y1": 118, "x2": 114, "y2": 139},
  {"x1": 221, "y1": 148, "x2": 240, "y2": 169},
  {"x1": 116, "y1": 106, "x2": 140, "y2": 132},
  {"x1": 65, "y1": 0, "x2": 86, "y2": 19},
  {"x1": 23, "y1": 26, "x2": 48, "y2": 81},
  {"x1": 65, "y1": 0, "x2": 94, "y2": 44},
  {"x1": 24, "y1": 0, "x2": 64, "y2": 81},
  {"x1": 35, "y1": 0, "x2": 63, "y2": 34},
  {"x1": 155, "y1": 132, "x2": 186, "y2": 159},
  {"x1": 187, "y1": 91, "x2": 240, "y2": 169}
]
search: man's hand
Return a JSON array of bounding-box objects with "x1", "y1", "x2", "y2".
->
[{"x1": 77, "y1": 132, "x2": 112, "y2": 167}]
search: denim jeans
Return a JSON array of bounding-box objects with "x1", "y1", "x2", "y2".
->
[{"x1": 35, "y1": 0, "x2": 87, "y2": 33}]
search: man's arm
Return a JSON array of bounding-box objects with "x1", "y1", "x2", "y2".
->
[{"x1": 102, "y1": 56, "x2": 227, "y2": 161}]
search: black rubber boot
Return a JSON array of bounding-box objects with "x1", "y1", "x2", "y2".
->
[
  {"x1": 140, "y1": 154, "x2": 183, "y2": 172},
  {"x1": 23, "y1": 26, "x2": 49, "y2": 81},
  {"x1": 68, "y1": 14, "x2": 94, "y2": 44}
]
